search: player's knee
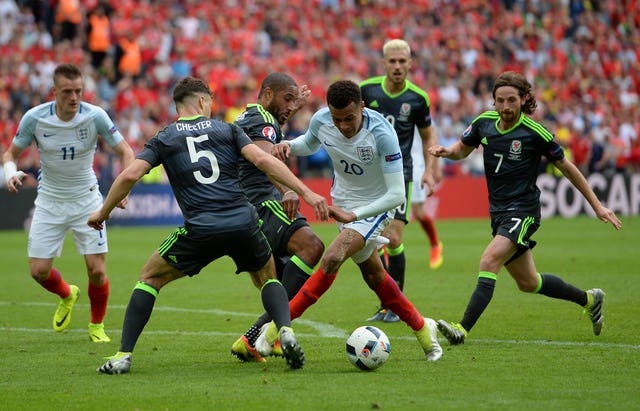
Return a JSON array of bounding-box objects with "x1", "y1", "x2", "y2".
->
[
  {"x1": 305, "y1": 235, "x2": 325, "y2": 264},
  {"x1": 517, "y1": 279, "x2": 537, "y2": 293},
  {"x1": 290, "y1": 230, "x2": 325, "y2": 264},
  {"x1": 411, "y1": 205, "x2": 426, "y2": 220},
  {"x1": 292, "y1": 231, "x2": 324, "y2": 251},
  {"x1": 31, "y1": 270, "x2": 49, "y2": 283},
  {"x1": 479, "y1": 253, "x2": 502, "y2": 272},
  {"x1": 386, "y1": 233, "x2": 402, "y2": 248},
  {"x1": 87, "y1": 266, "x2": 107, "y2": 283},
  {"x1": 362, "y1": 270, "x2": 385, "y2": 289},
  {"x1": 29, "y1": 260, "x2": 53, "y2": 282},
  {"x1": 138, "y1": 267, "x2": 158, "y2": 286}
]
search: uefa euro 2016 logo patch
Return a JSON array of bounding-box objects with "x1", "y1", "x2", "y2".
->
[
  {"x1": 357, "y1": 146, "x2": 374, "y2": 163},
  {"x1": 463, "y1": 124, "x2": 472, "y2": 138},
  {"x1": 261, "y1": 126, "x2": 277, "y2": 143},
  {"x1": 385, "y1": 152, "x2": 401, "y2": 162}
]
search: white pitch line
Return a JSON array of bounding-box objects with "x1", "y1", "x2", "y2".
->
[
  {"x1": 1, "y1": 327, "x2": 639, "y2": 350},
  {"x1": 2, "y1": 301, "x2": 639, "y2": 350},
  {"x1": 0, "y1": 301, "x2": 345, "y2": 338}
]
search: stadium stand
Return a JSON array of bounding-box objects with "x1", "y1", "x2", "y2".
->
[{"x1": 0, "y1": 0, "x2": 638, "y2": 184}]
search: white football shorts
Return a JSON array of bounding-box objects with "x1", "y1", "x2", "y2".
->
[
  {"x1": 29, "y1": 190, "x2": 108, "y2": 258},
  {"x1": 337, "y1": 212, "x2": 392, "y2": 264},
  {"x1": 411, "y1": 161, "x2": 426, "y2": 204}
]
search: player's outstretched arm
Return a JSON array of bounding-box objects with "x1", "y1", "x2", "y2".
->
[
  {"x1": 419, "y1": 126, "x2": 440, "y2": 196},
  {"x1": 428, "y1": 141, "x2": 474, "y2": 160},
  {"x1": 350, "y1": 171, "x2": 405, "y2": 221},
  {"x1": 111, "y1": 139, "x2": 136, "y2": 209},
  {"x1": 553, "y1": 157, "x2": 622, "y2": 230},
  {"x1": 88, "y1": 159, "x2": 152, "y2": 230},
  {"x1": 243, "y1": 143, "x2": 329, "y2": 221},
  {"x1": 329, "y1": 205, "x2": 356, "y2": 223}
]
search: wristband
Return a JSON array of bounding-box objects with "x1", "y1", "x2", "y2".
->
[
  {"x1": 283, "y1": 190, "x2": 295, "y2": 197},
  {"x1": 3, "y1": 161, "x2": 17, "y2": 178}
]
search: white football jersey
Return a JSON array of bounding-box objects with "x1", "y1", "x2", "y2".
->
[
  {"x1": 292, "y1": 107, "x2": 403, "y2": 212},
  {"x1": 12, "y1": 101, "x2": 124, "y2": 200}
]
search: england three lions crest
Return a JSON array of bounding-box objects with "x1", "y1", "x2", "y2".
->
[
  {"x1": 357, "y1": 146, "x2": 374, "y2": 163},
  {"x1": 76, "y1": 127, "x2": 90, "y2": 143}
]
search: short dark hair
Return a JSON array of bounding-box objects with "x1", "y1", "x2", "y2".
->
[
  {"x1": 326, "y1": 80, "x2": 361, "y2": 109},
  {"x1": 258, "y1": 72, "x2": 297, "y2": 98},
  {"x1": 173, "y1": 77, "x2": 212, "y2": 103},
  {"x1": 492, "y1": 71, "x2": 537, "y2": 115},
  {"x1": 53, "y1": 63, "x2": 82, "y2": 83}
]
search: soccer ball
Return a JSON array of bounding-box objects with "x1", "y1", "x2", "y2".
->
[{"x1": 345, "y1": 326, "x2": 391, "y2": 371}]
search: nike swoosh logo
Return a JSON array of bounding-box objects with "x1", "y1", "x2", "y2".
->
[
  {"x1": 323, "y1": 140, "x2": 335, "y2": 147},
  {"x1": 55, "y1": 313, "x2": 69, "y2": 327},
  {"x1": 98, "y1": 241, "x2": 106, "y2": 246},
  {"x1": 43, "y1": 133, "x2": 55, "y2": 137}
]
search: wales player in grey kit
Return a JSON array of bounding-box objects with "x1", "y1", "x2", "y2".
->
[
  {"x1": 89, "y1": 77, "x2": 329, "y2": 374},
  {"x1": 429, "y1": 71, "x2": 621, "y2": 346},
  {"x1": 360, "y1": 39, "x2": 442, "y2": 323},
  {"x1": 231, "y1": 73, "x2": 325, "y2": 363}
]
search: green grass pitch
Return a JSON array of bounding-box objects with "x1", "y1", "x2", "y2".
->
[{"x1": 0, "y1": 217, "x2": 638, "y2": 410}]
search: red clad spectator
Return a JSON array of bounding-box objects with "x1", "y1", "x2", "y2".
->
[
  {"x1": 569, "y1": 133, "x2": 592, "y2": 174},
  {"x1": 1, "y1": 0, "x2": 637, "y2": 182},
  {"x1": 626, "y1": 138, "x2": 640, "y2": 172}
]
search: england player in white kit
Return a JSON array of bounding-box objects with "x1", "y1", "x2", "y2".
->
[
  {"x1": 266, "y1": 80, "x2": 443, "y2": 362},
  {"x1": 287, "y1": 100, "x2": 404, "y2": 261},
  {"x1": 3, "y1": 63, "x2": 134, "y2": 342}
]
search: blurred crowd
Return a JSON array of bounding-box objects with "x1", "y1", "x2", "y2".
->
[{"x1": 0, "y1": 0, "x2": 638, "y2": 185}]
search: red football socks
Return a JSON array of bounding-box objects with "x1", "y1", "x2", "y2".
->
[
  {"x1": 40, "y1": 267, "x2": 70, "y2": 299},
  {"x1": 289, "y1": 268, "x2": 337, "y2": 320},
  {"x1": 372, "y1": 273, "x2": 424, "y2": 330},
  {"x1": 419, "y1": 215, "x2": 439, "y2": 246},
  {"x1": 88, "y1": 278, "x2": 110, "y2": 324}
]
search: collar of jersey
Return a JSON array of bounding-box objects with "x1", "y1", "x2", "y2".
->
[{"x1": 178, "y1": 115, "x2": 206, "y2": 121}]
